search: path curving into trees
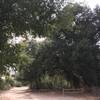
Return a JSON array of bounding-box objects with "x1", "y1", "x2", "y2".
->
[{"x1": 0, "y1": 87, "x2": 96, "y2": 100}]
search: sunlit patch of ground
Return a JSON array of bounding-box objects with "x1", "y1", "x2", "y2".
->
[{"x1": 0, "y1": 87, "x2": 99, "y2": 100}]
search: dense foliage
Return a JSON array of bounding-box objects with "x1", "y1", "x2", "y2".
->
[
  {"x1": 0, "y1": 0, "x2": 100, "y2": 90},
  {"x1": 19, "y1": 4, "x2": 100, "y2": 89},
  {"x1": 0, "y1": 0, "x2": 64, "y2": 75}
]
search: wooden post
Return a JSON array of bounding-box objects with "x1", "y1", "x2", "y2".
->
[{"x1": 62, "y1": 88, "x2": 64, "y2": 95}]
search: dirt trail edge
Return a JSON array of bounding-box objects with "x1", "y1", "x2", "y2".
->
[{"x1": 0, "y1": 87, "x2": 97, "y2": 100}]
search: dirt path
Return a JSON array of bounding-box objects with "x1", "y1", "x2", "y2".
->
[{"x1": 0, "y1": 87, "x2": 98, "y2": 100}]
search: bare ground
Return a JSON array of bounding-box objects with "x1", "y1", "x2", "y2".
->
[{"x1": 0, "y1": 87, "x2": 99, "y2": 100}]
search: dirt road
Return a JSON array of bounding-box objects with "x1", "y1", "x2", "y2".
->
[{"x1": 0, "y1": 87, "x2": 98, "y2": 100}]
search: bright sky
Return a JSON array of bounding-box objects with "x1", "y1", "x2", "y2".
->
[{"x1": 74, "y1": 0, "x2": 100, "y2": 9}]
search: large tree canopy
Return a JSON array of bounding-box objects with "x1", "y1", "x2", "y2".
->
[
  {"x1": 0, "y1": 0, "x2": 64, "y2": 37},
  {"x1": 0, "y1": 0, "x2": 65, "y2": 75},
  {"x1": 18, "y1": 4, "x2": 100, "y2": 88},
  {"x1": 0, "y1": 1, "x2": 100, "y2": 89}
]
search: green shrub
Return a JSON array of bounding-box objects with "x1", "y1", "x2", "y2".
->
[
  {"x1": 40, "y1": 74, "x2": 52, "y2": 89},
  {"x1": 5, "y1": 77, "x2": 15, "y2": 87},
  {"x1": 0, "y1": 79, "x2": 5, "y2": 90},
  {"x1": 30, "y1": 74, "x2": 69, "y2": 90},
  {"x1": 0, "y1": 78, "x2": 11, "y2": 90},
  {"x1": 14, "y1": 81, "x2": 22, "y2": 87}
]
